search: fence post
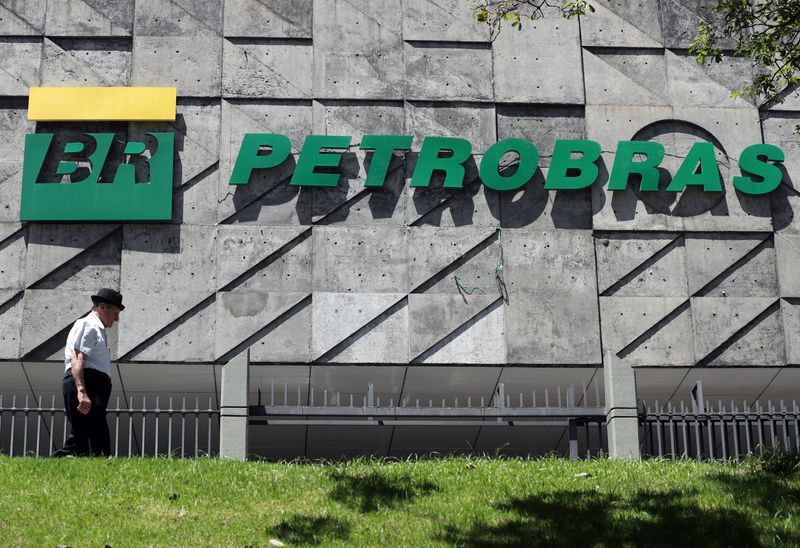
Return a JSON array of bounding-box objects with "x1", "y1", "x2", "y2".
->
[
  {"x1": 219, "y1": 349, "x2": 249, "y2": 460},
  {"x1": 604, "y1": 351, "x2": 641, "y2": 459}
]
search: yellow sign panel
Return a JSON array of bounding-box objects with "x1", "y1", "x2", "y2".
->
[{"x1": 27, "y1": 87, "x2": 177, "y2": 121}]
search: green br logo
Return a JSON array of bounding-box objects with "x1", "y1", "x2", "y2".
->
[{"x1": 20, "y1": 131, "x2": 174, "y2": 221}]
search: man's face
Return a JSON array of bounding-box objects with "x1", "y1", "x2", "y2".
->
[{"x1": 97, "y1": 303, "x2": 121, "y2": 328}]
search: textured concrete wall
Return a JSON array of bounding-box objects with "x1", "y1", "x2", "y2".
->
[{"x1": 0, "y1": 0, "x2": 798, "y2": 370}]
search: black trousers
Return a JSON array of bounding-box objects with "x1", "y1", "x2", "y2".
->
[{"x1": 53, "y1": 368, "x2": 112, "y2": 457}]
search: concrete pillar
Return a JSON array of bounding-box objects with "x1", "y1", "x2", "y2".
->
[
  {"x1": 604, "y1": 350, "x2": 641, "y2": 459},
  {"x1": 219, "y1": 349, "x2": 249, "y2": 460}
]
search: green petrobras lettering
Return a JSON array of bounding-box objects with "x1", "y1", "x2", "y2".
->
[
  {"x1": 666, "y1": 142, "x2": 722, "y2": 192},
  {"x1": 19, "y1": 132, "x2": 174, "y2": 221},
  {"x1": 608, "y1": 141, "x2": 665, "y2": 191},
  {"x1": 360, "y1": 135, "x2": 413, "y2": 187},
  {"x1": 230, "y1": 133, "x2": 292, "y2": 185},
  {"x1": 480, "y1": 138, "x2": 539, "y2": 191},
  {"x1": 733, "y1": 143, "x2": 784, "y2": 195},
  {"x1": 545, "y1": 139, "x2": 602, "y2": 190},
  {"x1": 291, "y1": 134, "x2": 352, "y2": 187},
  {"x1": 410, "y1": 137, "x2": 472, "y2": 188}
]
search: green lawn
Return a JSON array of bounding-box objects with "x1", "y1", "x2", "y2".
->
[{"x1": 1, "y1": 456, "x2": 798, "y2": 547}]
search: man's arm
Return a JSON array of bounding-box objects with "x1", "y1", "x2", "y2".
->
[{"x1": 71, "y1": 349, "x2": 91, "y2": 415}]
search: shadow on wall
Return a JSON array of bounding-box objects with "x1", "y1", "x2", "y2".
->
[
  {"x1": 608, "y1": 120, "x2": 782, "y2": 223},
  {"x1": 228, "y1": 150, "x2": 596, "y2": 228}
]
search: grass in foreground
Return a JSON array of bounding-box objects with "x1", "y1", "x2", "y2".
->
[{"x1": 1, "y1": 455, "x2": 799, "y2": 547}]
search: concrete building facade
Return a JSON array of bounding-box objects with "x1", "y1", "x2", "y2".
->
[{"x1": 1, "y1": 0, "x2": 799, "y2": 457}]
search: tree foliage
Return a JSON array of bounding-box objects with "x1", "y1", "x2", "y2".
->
[
  {"x1": 689, "y1": 0, "x2": 800, "y2": 104},
  {"x1": 472, "y1": 0, "x2": 594, "y2": 37}
]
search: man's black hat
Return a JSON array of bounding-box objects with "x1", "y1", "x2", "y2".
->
[{"x1": 91, "y1": 288, "x2": 125, "y2": 311}]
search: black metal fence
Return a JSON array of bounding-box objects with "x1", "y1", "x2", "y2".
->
[
  {"x1": 641, "y1": 399, "x2": 800, "y2": 461},
  {"x1": 250, "y1": 382, "x2": 608, "y2": 459},
  {"x1": 0, "y1": 395, "x2": 220, "y2": 458}
]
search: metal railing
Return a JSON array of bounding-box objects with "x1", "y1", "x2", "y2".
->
[
  {"x1": 0, "y1": 395, "x2": 220, "y2": 458},
  {"x1": 250, "y1": 382, "x2": 607, "y2": 459},
  {"x1": 641, "y1": 398, "x2": 800, "y2": 461}
]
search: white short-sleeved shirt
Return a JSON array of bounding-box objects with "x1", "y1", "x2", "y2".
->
[{"x1": 64, "y1": 313, "x2": 111, "y2": 378}]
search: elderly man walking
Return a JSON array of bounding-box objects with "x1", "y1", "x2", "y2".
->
[{"x1": 53, "y1": 288, "x2": 124, "y2": 457}]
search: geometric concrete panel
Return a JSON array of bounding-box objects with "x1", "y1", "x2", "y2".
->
[
  {"x1": 690, "y1": 297, "x2": 783, "y2": 366},
  {"x1": 0, "y1": 222, "x2": 21, "y2": 243},
  {"x1": 313, "y1": 0, "x2": 403, "y2": 99},
  {"x1": 409, "y1": 293, "x2": 504, "y2": 364},
  {"x1": 406, "y1": 102, "x2": 496, "y2": 154},
  {"x1": 222, "y1": 39, "x2": 312, "y2": 99},
  {"x1": 763, "y1": 112, "x2": 800, "y2": 233},
  {"x1": 313, "y1": 100, "x2": 405, "y2": 142},
  {"x1": 493, "y1": 17, "x2": 583, "y2": 104},
  {"x1": 408, "y1": 226, "x2": 499, "y2": 294},
  {"x1": 0, "y1": 225, "x2": 25, "y2": 291},
  {"x1": 408, "y1": 293, "x2": 497, "y2": 358},
  {"x1": 24, "y1": 224, "x2": 120, "y2": 289},
  {"x1": 131, "y1": 36, "x2": 222, "y2": 96},
  {"x1": 775, "y1": 233, "x2": 800, "y2": 297},
  {"x1": 580, "y1": 1, "x2": 662, "y2": 47},
  {"x1": 704, "y1": 306, "x2": 785, "y2": 367},
  {"x1": 115, "y1": 288, "x2": 212, "y2": 360},
  {"x1": 20, "y1": 289, "x2": 93, "y2": 359},
  {"x1": 223, "y1": 0, "x2": 312, "y2": 38},
  {"x1": 130, "y1": 296, "x2": 215, "y2": 362},
  {"x1": 588, "y1": 105, "x2": 773, "y2": 232},
  {"x1": 28, "y1": 229, "x2": 121, "y2": 292},
  {"x1": 0, "y1": 103, "x2": 33, "y2": 222},
  {"x1": 505, "y1": 289, "x2": 601, "y2": 365},
  {"x1": 503, "y1": 229, "x2": 600, "y2": 364},
  {"x1": 0, "y1": 38, "x2": 42, "y2": 95},
  {"x1": 780, "y1": 299, "x2": 800, "y2": 364},
  {"x1": 41, "y1": 38, "x2": 131, "y2": 87},
  {"x1": 495, "y1": 105, "x2": 585, "y2": 168},
  {"x1": 498, "y1": 168, "x2": 593, "y2": 230},
  {"x1": 0, "y1": 290, "x2": 23, "y2": 359},
  {"x1": 309, "y1": 149, "x2": 407, "y2": 226},
  {"x1": 118, "y1": 228, "x2": 213, "y2": 358},
  {"x1": 217, "y1": 99, "x2": 312, "y2": 225},
  {"x1": 311, "y1": 292, "x2": 407, "y2": 363},
  {"x1": 583, "y1": 49, "x2": 668, "y2": 106},
  {"x1": 215, "y1": 225, "x2": 311, "y2": 292},
  {"x1": 600, "y1": 297, "x2": 694, "y2": 366},
  {"x1": 45, "y1": 0, "x2": 133, "y2": 36},
  {"x1": 685, "y1": 234, "x2": 776, "y2": 297},
  {"x1": 312, "y1": 227, "x2": 409, "y2": 293},
  {"x1": 595, "y1": 233, "x2": 688, "y2": 297},
  {"x1": 502, "y1": 229, "x2": 597, "y2": 294},
  {"x1": 404, "y1": 42, "x2": 493, "y2": 101},
  {"x1": 404, "y1": 157, "x2": 499, "y2": 228},
  {"x1": 120, "y1": 224, "x2": 216, "y2": 294},
  {"x1": 129, "y1": 99, "x2": 221, "y2": 225},
  {"x1": 660, "y1": 0, "x2": 735, "y2": 50},
  {"x1": 230, "y1": 292, "x2": 311, "y2": 363},
  {"x1": 324, "y1": 300, "x2": 408, "y2": 364},
  {"x1": 665, "y1": 50, "x2": 754, "y2": 109},
  {"x1": 402, "y1": 0, "x2": 489, "y2": 42},
  {"x1": 133, "y1": 0, "x2": 222, "y2": 36},
  {"x1": 0, "y1": 1, "x2": 46, "y2": 35}
]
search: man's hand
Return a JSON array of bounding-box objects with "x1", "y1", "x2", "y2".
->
[
  {"x1": 77, "y1": 388, "x2": 91, "y2": 415},
  {"x1": 71, "y1": 349, "x2": 91, "y2": 415}
]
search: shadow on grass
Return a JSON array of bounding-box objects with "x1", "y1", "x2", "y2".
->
[
  {"x1": 438, "y1": 478, "x2": 800, "y2": 548},
  {"x1": 328, "y1": 469, "x2": 438, "y2": 513},
  {"x1": 270, "y1": 515, "x2": 350, "y2": 545}
]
